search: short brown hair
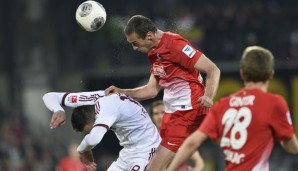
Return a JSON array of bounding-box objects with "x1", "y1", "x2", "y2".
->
[
  {"x1": 124, "y1": 15, "x2": 157, "y2": 39},
  {"x1": 240, "y1": 46, "x2": 274, "y2": 82}
]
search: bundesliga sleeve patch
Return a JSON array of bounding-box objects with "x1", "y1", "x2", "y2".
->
[{"x1": 182, "y1": 45, "x2": 196, "y2": 58}]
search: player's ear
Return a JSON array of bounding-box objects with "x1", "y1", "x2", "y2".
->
[
  {"x1": 146, "y1": 32, "x2": 153, "y2": 40},
  {"x1": 269, "y1": 70, "x2": 275, "y2": 80}
]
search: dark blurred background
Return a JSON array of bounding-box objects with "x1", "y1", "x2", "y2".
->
[{"x1": 0, "y1": 0, "x2": 298, "y2": 170}]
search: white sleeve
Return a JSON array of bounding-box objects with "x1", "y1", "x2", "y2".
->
[
  {"x1": 42, "y1": 91, "x2": 105, "y2": 111},
  {"x1": 77, "y1": 126, "x2": 108, "y2": 153},
  {"x1": 42, "y1": 92, "x2": 65, "y2": 113}
]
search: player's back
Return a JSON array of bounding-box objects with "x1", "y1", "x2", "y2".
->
[
  {"x1": 211, "y1": 88, "x2": 293, "y2": 171},
  {"x1": 97, "y1": 93, "x2": 161, "y2": 152}
]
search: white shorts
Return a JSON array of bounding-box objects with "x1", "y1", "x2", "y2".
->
[{"x1": 107, "y1": 148, "x2": 156, "y2": 171}]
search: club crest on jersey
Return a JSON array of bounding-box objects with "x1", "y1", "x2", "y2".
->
[
  {"x1": 182, "y1": 45, "x2": 196, "y2": 58},
  {"x1": 152, "y1": 64, "x2": 166, "y2": 77},
  {"x1": 68, "y1": 96, "x2": 77, "y2": 103}
]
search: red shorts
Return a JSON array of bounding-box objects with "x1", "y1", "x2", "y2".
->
[{"x1": 160, "y1": 107, "x2": 208, "y2": 152}]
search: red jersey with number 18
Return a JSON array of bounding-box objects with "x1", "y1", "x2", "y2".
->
[{"x1": 199, "y1": 88, "x2": 295, "y2": 171}]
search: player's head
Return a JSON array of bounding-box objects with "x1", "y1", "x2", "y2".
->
[
  {"x1": 150, "y1": 100, "x2": 164, "y2": 131},
  {"x1": 124, "y1": 15, "x2": 157, "y2": 53},
  {"x1": 240, "y1": 46, "x2": 274, "y2": 83},
  {"x1": 71, "y1": 105, "x2": 95, "y2": 133}
]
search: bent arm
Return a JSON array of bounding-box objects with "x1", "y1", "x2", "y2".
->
[
  {"x1": 43, "y1": 92, "x2": 66, "y2": 112},
  {"x1": 77, "y1": 126, "x2": 108, "y2": 153},
  {"x1": 194, "y1": 54, "x2": 220, "y2": 100},
  {"x1": 281, "y1": 134, "x2": 298, "y2": 154},
  {"x1": 123, "y1": 74, "x2": 161, "y2": 101},
  {"x1": 167, "y1": 130, "x2": 208, "y2": 171}
]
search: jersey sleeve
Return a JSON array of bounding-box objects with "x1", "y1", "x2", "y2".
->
[
  {"x1": 93, "y1": 95, "x2": 120, "y2": 128},
  {"x1": 62, "y1": 90, "x2": 105, "y2": 107},
  {"x1": 198, "y1": 105, "x2": 220, "y2": 140},
  {"x1": 271, "y1": 96, "x2": 295, "y2": 142},
  {"x1": 167, "y1": 39, "x2": 202, "y2": 69}
]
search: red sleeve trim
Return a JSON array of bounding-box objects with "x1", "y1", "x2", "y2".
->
[
  {"x1": 61, "y1": 93, "x2": 70, "y2": 106},
  {"x1": 93, "y1": 124, "x2": 110, "y2": 130}
]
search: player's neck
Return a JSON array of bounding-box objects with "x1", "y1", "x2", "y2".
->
[
  {"x1": 244, "y1": 81, "x2": 269, "y2": 92},
  {"x1": 153, "y1": 30, "x2": 164, "y2": 46}
]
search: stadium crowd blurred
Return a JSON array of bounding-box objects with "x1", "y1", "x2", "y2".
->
[{"x1": 1, "y1": 0, "x2": 298, "y2": 170}]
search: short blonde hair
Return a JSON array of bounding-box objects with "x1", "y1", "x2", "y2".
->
[{"x1": 240, "y1": 46, "x2": 274, "y2": 82}]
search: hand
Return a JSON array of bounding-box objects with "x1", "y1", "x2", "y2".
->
[
  {"x1": 187, "y1": 166, "x2": 202, "y2": 171},
  {"x1": 50, "y1": 110, "x2": 66, "y2": 129},
  {"x1": 198, "y1": 95, "x2": 213, "y2": 108},
  {"x1": 79, "y1": 151, "x2": 97, "y2": 170},
  {"x1": 105, "y1": 85, "x2": 123, "y2": 95}
]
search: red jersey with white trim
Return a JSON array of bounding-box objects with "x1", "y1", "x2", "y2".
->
[
  {"x1": 199, "y1": 88, "x2": 295, "y2": 171},
  {"x1": 148, "y1": 32, "x2": 205, "y2": 113}
]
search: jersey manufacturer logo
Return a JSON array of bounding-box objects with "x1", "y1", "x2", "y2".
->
[
  {"x1": 182, "y1": 45, "x2": 196, "y2": 58},
  {"x1": 167, "y1": 141, "x2": 178, "y2": 146},
  {"x1": 156, "y1": 53, "x2": 163, "y2": 60},
  {"x1": 152, "y1": 64, "x2": 166, "y2": 77}
]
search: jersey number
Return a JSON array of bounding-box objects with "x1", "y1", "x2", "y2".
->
[{"x1": 220, "y1": 107, "x2": 252, "y2": 150}]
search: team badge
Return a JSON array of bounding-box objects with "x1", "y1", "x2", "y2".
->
[
  {"x1": 182, "y1": 45, "x2": 196, "y2": 58},
  {"x1": 152, "y1": 64, "x2": 166, "y2": 77}
]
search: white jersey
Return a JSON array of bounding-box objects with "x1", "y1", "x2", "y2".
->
[{"x1": 43, "y1": 90, "x2": 161, "y2": 153}]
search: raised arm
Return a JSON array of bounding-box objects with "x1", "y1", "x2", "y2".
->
[
  {"x1": 194, "y1": 54, "x2": 220, "y2": 107},
  {"x1": 105, "y1": 74, "x2": 161, "y2": 101},
  {"x1": 42, "y1": 91, "x2": 104, "y2": 129}
]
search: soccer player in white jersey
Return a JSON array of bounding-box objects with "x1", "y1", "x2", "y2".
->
[{"x1": 43, "y1": 91, "x2": 161, "y2": 171}]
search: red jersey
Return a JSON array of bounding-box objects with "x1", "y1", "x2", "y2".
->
[
  {"x1": 56, "y1": 158, "x2": 88, "y2": 171},
  {"x1": 148, "y1": 32, "x2": 205, "y2": 113},
  {"x1": 199, "y1": 88, "x2": 295, "y2": 171}
]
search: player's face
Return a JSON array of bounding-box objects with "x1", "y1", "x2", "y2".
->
[
  {"x1": 152, "y1": 104, "x2": 164, "y2": 130},
  {"x1": 126, "y1": 32, "x2": 154, "y2": 53}
]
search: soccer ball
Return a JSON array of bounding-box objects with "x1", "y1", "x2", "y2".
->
[{"x1": 75, "y1": 0, "x2": 106, "y2": 32}]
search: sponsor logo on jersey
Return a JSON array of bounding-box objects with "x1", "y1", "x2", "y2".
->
[
  {"x1": 67, "y1": 96, "x2": 78, "y2": 103},
  {"x1": 152, "y1": 64, "x2": 166, "y2": 77},
  {"x1": 182, "y1": 45, "x2": 196, "y2": 58}
]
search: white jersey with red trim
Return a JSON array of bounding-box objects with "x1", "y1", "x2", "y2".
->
[{"x1": 44, "y1": 91, "x2": 161, "y2": 153}]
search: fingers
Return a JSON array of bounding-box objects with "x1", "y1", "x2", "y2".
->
[
  {"x1": 198, "y1": 96, "x2": 213, "y2": 108},
  {"x1": 86, "y1": 162, "x2": 97, "y2": 170},
  {"x1": 104, "y1": 85, "x2": 115, "y2": 95},
  {"x1": 105, "y1": 85, "x2": 121, "y2": 95},
  {"x1": 50, "y1": 111, "x2": 66, "y2": 129}
]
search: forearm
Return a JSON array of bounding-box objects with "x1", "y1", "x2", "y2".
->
[
  {"x1": 204, "y1": 66, "x2": 220, "y2": 99},
  {"x1": 77, "y1": 126, "x2": 107, "y2": 153},
  {"x1": 43, "y1": 93, "x2": 65, "y2": 112},
  {"x1": 123, "y1": 85, "x2": 160, "y2": 101}
]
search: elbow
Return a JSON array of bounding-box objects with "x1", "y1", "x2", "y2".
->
[{"x1": 42, "y1": 93, "x2": 51, "y2": 102}]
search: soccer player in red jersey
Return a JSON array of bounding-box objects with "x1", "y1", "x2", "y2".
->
[
  {"x1": 167, "y1": 46, "x2": 298, "y2": 171},
  {"x1": 105, "y1": 15, "x2": 220, "y2": 170}
]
